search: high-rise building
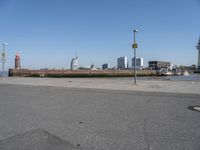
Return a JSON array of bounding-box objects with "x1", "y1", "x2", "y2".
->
[
  {"x1": 132, "y1": 57, "x2": 144, "y2": 69},
  {"x1": 70, "y1": 57, "x2": 79, "y2": 70},
  {"x1": 15, "y1": 52, "x2": 21, "y2": 69},
  {"x1": 196, "y1": 36, "x2": 200, "y2": 70},
  {"x1": 117, "y1": 57, "x2": 128, "y2": 69}
]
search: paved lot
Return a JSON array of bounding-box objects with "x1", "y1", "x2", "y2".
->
[
  {"x1": 1, "y1": 77, "x2": 200, "y2": 94},
  {"x1": 0, "y1": 83, "x2": 200, "y2": 150}
]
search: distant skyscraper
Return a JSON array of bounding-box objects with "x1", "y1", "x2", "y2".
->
[
  {"x1": 15, "y1": 52, "x2": 21, "y2": 69},
  {"x1": 196, "y1": 36, "x2": 200, "y2": 70},
  {"x1": 132, "y1": 57, "x2": 144, "y2": 69},
  {"x1": 117, "y1": 57, "x2": 128, "y2": 69},
  {"x1": 70, "y1": 56, "x2": 79, "y2": 70}
]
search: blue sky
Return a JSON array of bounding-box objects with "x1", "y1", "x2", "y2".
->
[{"x1": 0, "y1": 0, "x2": 200, "y2": 69}]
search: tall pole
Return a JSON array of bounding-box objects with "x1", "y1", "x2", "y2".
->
[
  {"x1": 132, "y1": 29, "x2": 138, "y2": 84},
  {"x1": 197, "y1": 36, "x2": 200, "y2": 70},
  {"x1": 1, "y1": 43, "x2": 8, "y2": 78}
]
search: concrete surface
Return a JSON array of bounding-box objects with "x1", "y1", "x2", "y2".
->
[
  {"x1": 0, "y1": 77, "x2": 200, "y2": 94},
  {"x1": 0, "y1": 82, "x2": 200, "y2": 150}
]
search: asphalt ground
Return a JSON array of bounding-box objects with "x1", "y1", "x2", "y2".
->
[{"x1": 0, "y1": 83, "x2": 200, "y2": 150}]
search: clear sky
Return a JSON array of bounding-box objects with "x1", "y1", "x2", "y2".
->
[{"x1": 0, "y1": 0, "x2": 200, "y2": 69}]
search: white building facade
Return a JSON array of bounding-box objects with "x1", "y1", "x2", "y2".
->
[
  {"x1": 132, "y1": 57, "x2": 144, "y2": 69},
  {"x1": 70, "y1": 57, "x2": 79, "y2": 70},
  {"x1": 117, "y1": 57, "x2": 128, "y2": 69}
]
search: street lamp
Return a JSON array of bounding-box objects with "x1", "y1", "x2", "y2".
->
[
  {"x1": 132, "y1": 29, "x2": 138, "y2": 84},
  {"x1": 1, "y1": 42, "x2": 8, "y2": 78}
]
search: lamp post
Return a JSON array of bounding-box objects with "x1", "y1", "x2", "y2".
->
[
  {"x1": 132, "y1": 29, "x2": 138, "y2": 84},
  {"x1": 1, "y1": 42, "x2": 8, "y2": 78},
  {"x1": 197, "y1": 36, "x2": 200, "y2": 70}
]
